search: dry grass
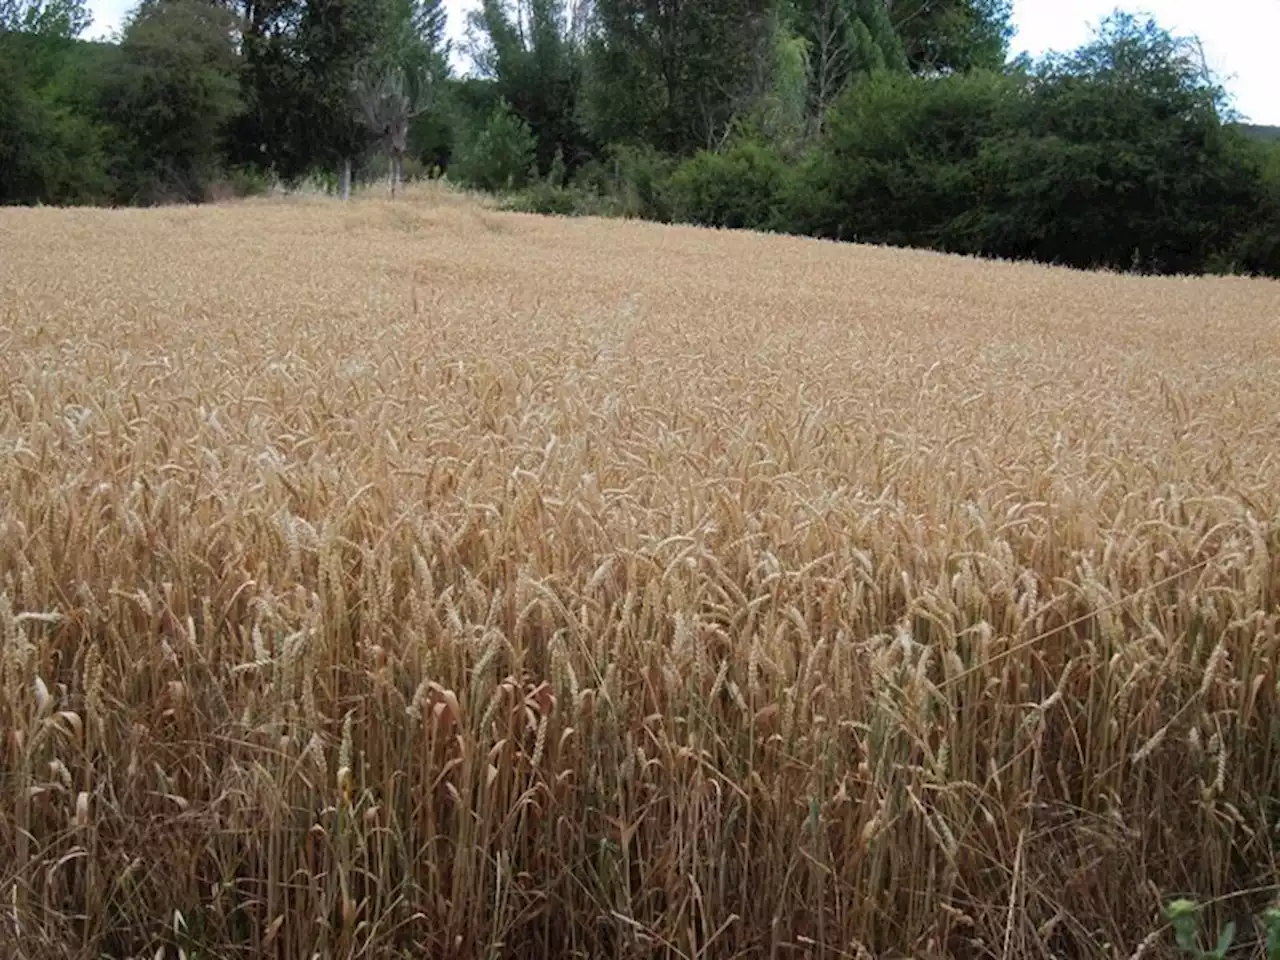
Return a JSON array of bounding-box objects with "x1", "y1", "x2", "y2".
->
[{"x1": 1, "y1": 185, "x2": 1279, "y2": 960}]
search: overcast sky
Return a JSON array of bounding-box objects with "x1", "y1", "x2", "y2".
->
[{"x1": 85, "y1": 0, "x2": 1279, "y2": 124}]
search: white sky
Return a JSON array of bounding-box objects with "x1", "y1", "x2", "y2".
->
[{"x1": 85, "y1": 0, "x2": 1279, "y2": 124}]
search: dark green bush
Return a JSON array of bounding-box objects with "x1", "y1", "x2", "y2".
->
[
  {"x1": 503, "y1": 181, "x2": 589, "y2": 216},
  {"x1": 1217, "y1": 140, "x2": 1280, "y2": 276},
  {"x1": 449, "y1": 99, "x2": 537, "y2": 193},
  {"x1": 597, "y1": 143, "x2": 677, "y2": 221},
  {"x1": 798, "y1": 68, "x2": 1014, "y2": 248},
  {"x1": 667, "y1": 137, "x2": 791, "y2": 231},
  {"x1": 0, "y1": 33, "x2": 115, "y2": 205},
  {"x1": 102, "y1": 0, "x2": 244, "y2": 204}
]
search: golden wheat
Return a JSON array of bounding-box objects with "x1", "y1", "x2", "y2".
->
[{"x1": 1, "y1": 183, "x2": 1279, "y2": 959}]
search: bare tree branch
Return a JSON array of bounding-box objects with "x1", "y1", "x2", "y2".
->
[{"x1": 352, "y1": 61, "x2": 434, "y2": 197}]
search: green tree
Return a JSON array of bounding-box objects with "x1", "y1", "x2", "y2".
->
[
  {"x1": 341, "y1": 0, "x2": 448, "y2": 196},
  {"x1": 449, "y1": 97, "x2": 537, "y2": 191},
  {"x1": 890, "y1": 0, "x2": 1013, "y2": 74},
  {"x1": 0, "y1": 0, "x2": 91, "y2": 37},
  {"x1": 668, "y1": 137, "x2": 790, "y2": 230},
  {"x1": 352, "y1": 61, "x2": 432, "y2": 195},
  {"x1": 0, "y1": 30, "x2": 117, "y2": 204},
  {"x1": 796, "y1": 67, "x2": 1012, "y2": 246},
  {"x1": 464, "y1": 0, "x2": 590, "y2": 174},
  {"x1": 580, "y1": 0, "x2": 777, "y2": 155},
  {"x1": 375, "y1": 0, "x2": 447, "y2": 80},
  {"x1": 1228, "y1": 139, "x2": 1280, "y2": 275},
  {"x1": 0, "y1": 51, "x2": 58, "y2": 202},
  {"x1": 228, "y1": 0, "x2": 389, "y2": 181},
  {"x1": 969, "y1": 12, "x2": 1262, "y2": 273},
  {"x1": 752, "y1": 20, "x2": 810, "y2": 150},
  {"x1": 104, "y1": 0, "x2": 243, "y2": 202},
  {"x1": 789, "y1": 0, "x2": 906, "y2": 132}
]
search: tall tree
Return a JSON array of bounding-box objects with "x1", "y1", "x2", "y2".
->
[
  {"x1": 889, "y1": 0, "x2": 1013, "y2": 74},
  {"x1": 339, "y1": 0, "x2": 448, "y2": 194},
  {"x1": 103, "y1": 0, "x2": 243, "y2": 201},
  {"x1": 0, "y1": 0, "x2": 91, "y2": 37},
  {"x1": 228, "y1": 0, "x2": 389, "y2": 180},
  {"x1": 971, "y1": 11, "x2": 1253, "y2": 274},
  {"x1": 0, "y1": 39, "x2": 113, "y2": 203},
  {"x1": 374, "y1": 0, "x2": 448, "y2": 80},
  {"x1": 753, "y1": 20, "x2": 811, "y2": 150},
  {"x1": 0, "y1": 11, "x2": 115, "y2": 205},
  {"x1": 790, "y1": 0, "x2": 906, "y2": 133},
  {"x1": 788, "y1": 0, "x2": 1009, "y2": 134},
  {"x1": 465, "y1": 0, "x2": 590, "y2": 173},
  {"x1": 581, "y1": 0, "x2": 777, "y2": 155}
]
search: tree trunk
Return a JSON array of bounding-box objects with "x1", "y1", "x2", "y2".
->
[{"x1": 340, "y1": 157, "x2": 352, "y2": 201}]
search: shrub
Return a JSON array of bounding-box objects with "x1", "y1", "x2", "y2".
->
[
  {"x1": 0, "y1": 33, "x2": 115, "y2": 205},
  {"x1": 799, "y1": 68, "x2": 1014, "y2": 248},
  {"x1": 449, "y1": 99, "x2": 537, "y2": 193},
  {"x1": 102, "y1": 0, "x2": 244, "y2": 205},
  {"x1": 599, "y1": 143, "x2": 677, "y2": 221},
  {"x1": 502, "y1": 181, "x2": 590, "y2": 217},
  {"x1": 1215, "y1": 140, "x2": 1280, "y2": 277},
  {"x1": 224, "y1": 165, "x2": 274, "y2": 198},
  {"x1": 667, "y1": 137, "x2": 791, "y2": 231}
]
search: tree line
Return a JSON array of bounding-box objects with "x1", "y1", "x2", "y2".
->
[{"x1": 2, "y1": 0, "x2": 1278, "y2": 276}]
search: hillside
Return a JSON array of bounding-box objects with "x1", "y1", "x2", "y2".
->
[
  {"x1": 1237, "y1": 122, "x2": 1280, "y2": 142},
  {"x1": 2, "y1": 188, "x2": 1279, "y2": 959}
]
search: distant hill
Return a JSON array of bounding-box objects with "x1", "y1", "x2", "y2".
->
[{"x1": 1237, "y1": 124, "x2": 1280, "y2": 143}]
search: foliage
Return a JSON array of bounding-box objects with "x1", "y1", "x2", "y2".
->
[
  {"x1": 966, "y1": 13, "x2": 1267, "y2": 273},
  {"x1": 593, "y1": 142, "x2": 678, "y2": 220},
  {"x1": 465, "y1": 0, "x2": 592, "y2": 175},
  {"x1": 1211, "y1": 137, "x2": 1280, "y2": 276},
  {"x1": 667, "y1": 135, "x2": 790, "y2": 230},
  {"x1": 103, "y1": 0, "x2": 243, "y2": 203},
  {"x1": 890, "y1": 0, "x2": 1014, "y2": 74},
  {"x1": 785, "y1": 12, "x2": 1278, "y2": 276},
  {"x1": 374, "y1": 0, "x2": 447, "y2": 81},
  {"x1": 0, "y1": 33, "x2": 114, "y2": 204},
  {"x1": 751, "y1": 23, "x2": 810, "y2": 151},
  {"x1": 229, "y1": 0, "x2": 389, "y2": 181},
  {"x1": 790, "y1": 0, "x2": 907, "y2": 132},
  {"x1": 1164, "y1": 900, "x2": 1237, "y2": 960},
  {"x1": 1237, "y1": 124, "x2": 1280, "y2": 144},
  {"x1": 362, "y1": 0, "x2": 448, "y2": 184},
  {"x1": 0, "y1": 0, "x2": 91, "y2": 37},
  {"x1": 504, "y1": 140, "x2": 682, "y2": 220},
  {"x1": 448, "y1": 97, "x2": 537, "y2": 192},
  {"x1": 413, "y1": 75, "x2": 501, "y2": 172},
  {"x1": 0, "y1": 52, "x2": 60, "y2": 204},
  {"x1": 797, "y1": 68, "x2": 1014, "y2": 246},
  {"x1": 352, "y1": 61, "x2": 433, "y2": 193},
  {"x1": 501, "y1": 179, "x2": 608, "y2": 217},
  {"x1": 1162, "y1": 899, "x2": 1280, "y2": 960},
  {"x1": 580, "y1": 0, "x2": 776, "y2": 156}
]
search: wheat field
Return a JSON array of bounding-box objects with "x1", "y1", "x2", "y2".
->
[{"x1": 2, "y1": 185, "x2": 1279, "y2": 960}]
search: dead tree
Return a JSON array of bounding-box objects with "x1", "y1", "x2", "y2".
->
[
  {"x1": 351, "y1": 62, "x2": 432, "y2": 199},
  {"x1": 809, "y1": 0, "x2": 853, "y2": 136}
]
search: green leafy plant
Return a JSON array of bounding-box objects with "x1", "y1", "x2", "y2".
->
[
  {"x1": 1264, "y1": 909, "x2": 1280, "y2": 960},
  {"x1": 1165, "y1": 899, "x2": 1235, "y2": 960},
  {"x1": 1163, "y1": 899, "x2": 1280, "y2": 960},
  {"x1": 449, "y1": 98, "x2": 537, "y2": 193},
  {"x1": 667, "y1": 135, "x2": 791, "y2": 231}
]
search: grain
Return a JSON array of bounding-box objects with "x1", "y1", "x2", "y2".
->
[{"x1": 1, "y1": 184, "x2": 1279, "y2": 958}]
